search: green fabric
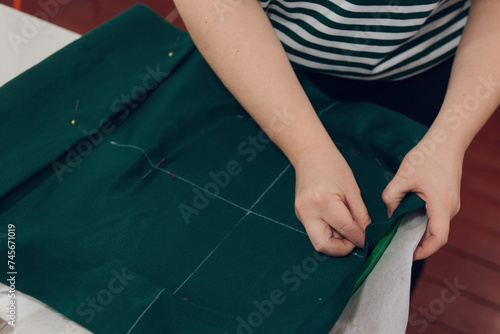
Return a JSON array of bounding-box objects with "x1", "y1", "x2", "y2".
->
[
  {"x1": 353, "y1": 215, "x2": 403, "y2": 292},
  {"x1": 0, "y1": 5, "x2": 426, "y2": 334}
]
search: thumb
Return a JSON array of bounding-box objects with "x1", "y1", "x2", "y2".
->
[
  {"x1": 413, "y1": 198, "x2": 450, "y2": 260},
  {"x1": 382, "y1": 176, "x2": 411, "y2": 219}
]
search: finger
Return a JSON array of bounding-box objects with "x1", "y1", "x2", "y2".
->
[
  {"x1": 303, "y1": 218, "x2": 356, "y2": 256},
  {"x1": 332, "y1": 229, "x2": 343, "y2": 239},
  {"x1": 413, "y1": 228, "x2": 431, "y2": 261},
  {"x1": 345, "y1": 189, "x2": 371, "y2": 231},
  {"x1": 382, "y1": 175, "x2": 410, "y2": 219},
  {"x1": 413, "y1": 201, "x2": 450, "y2": 260},
  {"x1": 322, "y1": 199, "x2": 365, "y2": 249}
]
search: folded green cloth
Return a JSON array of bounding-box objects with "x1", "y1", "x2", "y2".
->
[{"x1": 0, "y1": 4, "x2": 426, "y2": 333}]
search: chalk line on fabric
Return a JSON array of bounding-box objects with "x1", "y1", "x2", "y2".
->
[
  {"x1": 142, "y1": 158, "x2": 166, "y2": 179},
  {"x1": 126, "y1": 288, "x2": 166, "y2": 334},
  {"x1": 109, "y1": 141, "x2": 302, "y2": 235},
  {"x1": 318, "y1": 101, "x2": 341, "y2": 117},
  {"x1": 174, "y1": 163, "x2": 297, "y2": 294}
]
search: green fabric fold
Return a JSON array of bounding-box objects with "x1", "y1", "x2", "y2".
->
[{"x1": 0, "y1": 4, "x2": 426, "y2": 333}]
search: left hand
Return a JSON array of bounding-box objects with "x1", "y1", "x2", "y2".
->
[{"x1": 382, "y1": 129, "x2": 465, "y2": 260}]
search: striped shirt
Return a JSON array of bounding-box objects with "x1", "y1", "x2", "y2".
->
[{"x1": 259, "y1": 0, "x2": 471, "y2": 81}]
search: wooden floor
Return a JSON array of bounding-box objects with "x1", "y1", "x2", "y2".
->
[{"x1": 3, "y1": 1, "x2": 499, "y2": 332}]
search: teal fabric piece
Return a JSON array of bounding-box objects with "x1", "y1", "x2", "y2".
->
[{"x1": 0, "y1": 5, "x2": 426, "y2": 333}]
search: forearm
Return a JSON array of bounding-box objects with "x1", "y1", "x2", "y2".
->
[
  {"x1": 174, "y1": 0, "x2": 336, "y2": 167},
  {"x1": 430, "y1": 0, "x2": 500, "y2": 150}
]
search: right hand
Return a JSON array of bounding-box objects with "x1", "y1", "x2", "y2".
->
[{"x1": 293, "y1": 144, "x2": 371, "y2": 256}]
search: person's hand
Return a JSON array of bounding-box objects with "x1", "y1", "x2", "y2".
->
[
  {"x1": 382, "y1": 130, "x2": 465, "y2": 260},
  {"x1": 293, "y1": 144, "x2": 371, "y2": 256}
]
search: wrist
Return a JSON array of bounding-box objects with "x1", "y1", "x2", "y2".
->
[
  {"x1": 291, "y1": 141, "x2": 343, "y2": 173},
  {"x1": 426, "y1": 122, "x2": 469, "y2": 155}
]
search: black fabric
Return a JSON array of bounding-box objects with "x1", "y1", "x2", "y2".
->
[{"x1": 304, "y1": 57, "x2": 454, "y2": 127}]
